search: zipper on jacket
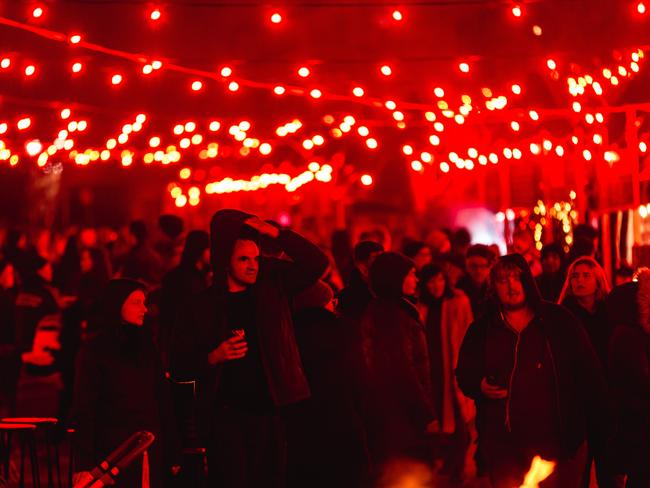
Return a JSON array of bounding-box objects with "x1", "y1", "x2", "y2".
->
[{"x1": 505, "y1": 331, "x2": 521, "y2": 432}]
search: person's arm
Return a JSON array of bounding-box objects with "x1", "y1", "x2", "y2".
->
[
  {"x1": 245, "y1": 217, "x2": 329, "y2": 294},
  {"x1": 69, "y1": 342, "x2": 102, "y2": 472}
]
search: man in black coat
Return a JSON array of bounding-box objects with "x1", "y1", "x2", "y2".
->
[
  {"x1": 336, "y1": 240, "x2": 384, "y2": 321},
  {"x1": 456, "y1": 254, "x2": 608, "y2": 488},
  {"x1": 170, "y1": 209, "x2": 328, "y2": 488}
]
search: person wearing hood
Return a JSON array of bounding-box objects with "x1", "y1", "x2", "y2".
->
[
  {"x1": 336, "y1": 240, "x2": 384, "y2": 322},
  {"x1": 607, "y1": 272, "x2": 650, "y2": 487},
  {"x1": 360, "y1": 252, "x2": 438, "y2": 469},
  {"x1": 286, "y1": 280, "x2": 369, "y2": 488},
  {"x1": 416, "y1": 264, "x2": 474, "y2": 485},
  {"x1": 159, "y1": 230, "x2": 210, "y2": 365},
  {"x1": 71, "y1": 279, "x2": 180, "y2": 488},
  {"x1": 456, "y1": 254, "x2": 608, "y2": 488},
  {"x1": 169, "y1": 209, "x2": 328, "y2": 488}
]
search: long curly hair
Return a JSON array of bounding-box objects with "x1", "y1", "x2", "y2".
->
[{"x1": 558, "y1": 256, "x2": 610, "y2": 304}]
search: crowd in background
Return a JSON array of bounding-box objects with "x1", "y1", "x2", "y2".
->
[{"x1": 0, "y1": 212, "x2": 647, "y2": 488}]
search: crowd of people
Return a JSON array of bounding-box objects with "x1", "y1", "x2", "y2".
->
[{"x1": 0, "y1": 211, "x2": 648, "y2": 488}]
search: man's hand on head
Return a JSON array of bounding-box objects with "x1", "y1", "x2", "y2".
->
[{"x1": 244, "y1": 216, "x2": 280, "y2": 239}]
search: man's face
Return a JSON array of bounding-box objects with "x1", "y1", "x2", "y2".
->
[
  {"x1": 426, "y1": 273, "x2": 446, "y2": 299},
  {"x1": 229, "y1": 239, "x2": 259, "y2": 287},
  {"x1": 495, "y1": 269, "x2": 527, "y2": 309},
  {"x1": 466, "y1": 256, "x2": 490, "y2": 285}
]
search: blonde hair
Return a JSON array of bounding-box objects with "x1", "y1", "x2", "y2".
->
[{"x1": 558, "y1": 256, "x2": 610, "y2": 304}]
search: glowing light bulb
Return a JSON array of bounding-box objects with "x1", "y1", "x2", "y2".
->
[
  {"x1": 72, "y1": 62, "x2": 83, "y2": 73},
  {"x1": 220, "y1": 66, "x2": 232, "y2": 77},
  {"x1": 69, "y1": 35, "x2": 81, "y2": 44},
  {"x1": 274, "y1": 85, "x2": 286, "y2": 95},
  {"x1": 392, "y1": 10, "x2": 403, "y2": 21},
  {"x1": 24, "y1": 65, "x2": 36, "y2": 77},
  {"x1": 111, "y1": 74, "x2": 123, "y2": 85},
  {"x1": 228, "y1": 81, "x2": 239, "y2": 91},
  {"x1": 270, "y1": 12, "x2": 282, "y2": 23},
  {"x1": 298, "y1": 66, "x2": 310, "y2": 77},
  {"x1": 310, "y1": 89, "x2": 322, "y2": 99},
  {"x1": 32, "y1": 7, "x2": 44, "y2": 18},
  {"x1": 150, "y1": 8, "x2": 161, "y2": 20},
  {"x1": 361, "y1": 174, "x2": 373, "y2": 186},
  {"x1": 353, "y1": 87, "x2": 365, "y2": 97},
  {"x1": 380, "y1": 65, "x2": 392, "y2": 76},
  {"x1": 411, "y1": 160, "x2": 423, "y2": 172},
  {"x1": 0, "y1": 58, "x2": 10, "y2": 69},
  {"x1": 638, "y1": 2, "x2": 646, "y2": 14},
  {"x1": 191, "y1": 80, "x2": 203, "y2": 91},
  {"x1": 546, "y1": 59, "x2": 557, "y2": 70},
  {"x1": 459, "y1": 62, "x2": 470, "y2": 73},
  {"x1": 512, "y1": 5, "x2": 522, "y2": 17}
]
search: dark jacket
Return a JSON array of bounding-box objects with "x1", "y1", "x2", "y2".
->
[
  {"x1": 71, "y1": 280, "x2": 179, "y2": 487},
  {"x1": 561, "y1": 296, "x2": 612, "y2": 371},
  {"x1": 170, "y1": 210, "x2": 328, "y2": 418},
  {"x1": 456, "y1": 254, "x2": 608, "y2": 461},
  {"x1": 337, "y1": 267, "x2": 373, "y2": 322},
  {"x1": 288, "y1": 306, "x2": 369, "y2": 488},
  {"x1": 535, "y1": 272, "x2": 565, "y2": 303},
  {"x1": 456, "y1": 275, "x2": 489, "y2": 320},
  {"x1": 361, "y1": 252, "x2": 435, "y2": 463},
  {"x1": 607, "y1": 281, "x2": 650, "y2": 475}
]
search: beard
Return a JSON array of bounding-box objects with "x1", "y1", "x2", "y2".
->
[{"x1": 502, "y1": 298, "x2": 527, "y2": 311}]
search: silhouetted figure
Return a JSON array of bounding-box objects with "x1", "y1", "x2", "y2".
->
[
  {"x1": 287, "y1": 280, "x2": 369, "y2": 488},
  {"x1": 71, "y1": 279, "x2": 180, "y2": 488},
  {"x1": 361, "y1": 252, "x2": 437, "y2": 468},
  {"x1": 607, "y1": 274, "x2": 650, "y2": 488},
  {"x1": 159, "y1": 230, "x2": 210, "y2": 365},
  {"x1": 337, "y1": 240, "x2": 384, "y2": 322},
  {"x1": 121, "y1": 220, "x2": 163, "y2": 285},
  {"x1": 535, "y1": 243, "x2": 566, "y2": 303}
]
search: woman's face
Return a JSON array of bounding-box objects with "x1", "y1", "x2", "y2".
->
[
  {"x1": 402, "y1": 268, "x2": 418, "y2": 296},
  {"x1": 426, "y1": 273, "x2": 447, "y2": 299},
  {"x1": 121, "y1": 290, "x2": 147, "y2": 326},
  {"x1": 570, "y1": 263, "x2": 598, "y2": 298}
]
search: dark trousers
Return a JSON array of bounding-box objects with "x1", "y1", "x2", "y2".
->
[
  {"x1": 482, "y1": 437, "x2": 588, "y2": 488},
  {"x1": 208, "y1": 406, "x2": 285, "y2": 488}
]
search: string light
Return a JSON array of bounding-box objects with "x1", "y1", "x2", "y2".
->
[{"x1": 150, "y1": 8, "x2": 162, "y2": 21}]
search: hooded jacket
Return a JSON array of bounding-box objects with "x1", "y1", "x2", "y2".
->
[
  {"x1": 456, "y1": 253, "x2": 608, "y2": 460},
  {"x1": 360, "y1": 252, "x2": 436, "y2": 462},
  {"x1": 71, "y1": 279, "x2": 179, "y2": 486},
  {"x1": 607, "y1": 278, "x2": 650, "y2": 474},
  {"x1": 170, "y1": 209, "x2": 328, "y2": 413}
]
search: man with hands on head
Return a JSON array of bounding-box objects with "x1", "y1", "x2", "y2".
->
[{"x1": 170, "y1": 209, "x2": 328, "y2": 488}]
